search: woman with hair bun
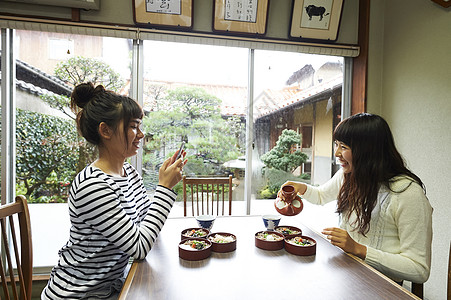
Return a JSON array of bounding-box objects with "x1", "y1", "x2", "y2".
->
[
  {"x1": 279, "y1": 113, "x2": 432, "y2": 285},
  {"x1": 42, "y1": 82, "x2": 186, "y2": 299}
]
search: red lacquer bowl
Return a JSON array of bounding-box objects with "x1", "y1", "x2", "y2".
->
[
  {"x1": 207, "y1": 232, "x2": 237, "y2": 253},
  {"x1": 284, "y1": 235, "x2": 316, "y2": 256},
  {"x1": 255, "y1": 231, "x2": 284, "y2": 251},
  {"x1": 178, "y1": 238, "x2": 212, "y2": 261}
]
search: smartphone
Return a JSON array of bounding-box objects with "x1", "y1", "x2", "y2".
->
[{"x1": 175, "y1": 141, "x2": 185, "y2": 160}]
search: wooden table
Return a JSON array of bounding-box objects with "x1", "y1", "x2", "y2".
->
[{"x1": 119, "y1": 215, "x2": 419, "y2": 300}]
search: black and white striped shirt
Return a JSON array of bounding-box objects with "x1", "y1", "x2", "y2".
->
[{"x1": 42, "y1": 163, "x2": 176, "y2": 299}]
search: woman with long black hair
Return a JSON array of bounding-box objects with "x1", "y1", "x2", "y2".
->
[{"x1": 280, "y1": 113, "x2": 432, "y2": 284}]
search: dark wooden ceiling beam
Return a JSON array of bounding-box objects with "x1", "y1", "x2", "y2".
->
[{"x1": 351, "y1": 0, "x2": 370, "y2": 114}]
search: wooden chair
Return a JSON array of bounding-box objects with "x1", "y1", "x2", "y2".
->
[
  {"x1": 408, "y1": 241, "x2": 451, "y2": 299},
  {"x1": 183, "y1": 175, "x2": 233, "y2": 217},
  {"x1": 0, "y1": 195, "x2": 33, "y2": 300},
  {"x1": 411, "y1": 282, "x2": 423, "y2": 299}
]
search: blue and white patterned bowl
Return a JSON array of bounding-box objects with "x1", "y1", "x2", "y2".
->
[
  {"x1": 196, "y1": 215, "x2": 216, "y2": 231},
  {"x1": 262, "y1": 214, "x2": 281, "y2": 231}
]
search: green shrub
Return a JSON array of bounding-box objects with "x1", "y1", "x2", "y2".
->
[
  {"x1": 260, "y1": 129, "x2": 308, "y2": 173},
  {"x1": 15, "y1": 109, "x2": 78, "y2": 203},
  {"x1": 300, "y1": 173, "x2": 311, "y2": 180},
  {"x1": 258, "y1": 186, "x2": 278, "y2": 199}
]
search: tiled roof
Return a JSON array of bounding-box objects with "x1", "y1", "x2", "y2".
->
[
  {"x1": 253, "y1": 87, "x2": 301, "y2": 116},
  {"x1": 255, "y1": 74, "x2": 343, "y2": 118},
  {"x1": 15, "y1": 78, "x2": 59, "y2": 97},
  {"x1": 0, "y1": 55, "x2": 72, "y2": 96},
  {"x1": 0, "y1": 71, "x2": 63, "y2": 98},
  {"x1": 17, "y1": 59, "x2": 71, "y2": 91},
  {"x1": 124, "y1": 75, "x2": 342, "y2": 118}
]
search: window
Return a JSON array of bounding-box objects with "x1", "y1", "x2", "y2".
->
[
  {"x1": 2, "y1": 29, "x2": 345, "y2": 270},
  {"x1": 141, "y1": 42, "x2": 344, "y2": 217},
  {"x1": 251, "y1": 50, "x2": 343, "y2": 217},
  {"x1": 11, "y1": 30, "x2": 132, "y2": 269},
  {"x1": 141, "y1": 40, "x2": 248, "y2": 216}
]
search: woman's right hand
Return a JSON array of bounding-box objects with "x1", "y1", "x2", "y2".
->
[
  {"x1": 158, "y1": 151, "x2": 186, "y2": 189},
  {"x1": 278, "y1": 181, "x2": 308, "y2": 198}
]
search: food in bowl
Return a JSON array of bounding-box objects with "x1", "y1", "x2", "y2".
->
[
  {"x1": 286, "y1": 236, "x2": 315, "y2": 246},
  {"x1": 256, "y1": 232, "x2": 284, "y2": 241},
  {"x1": 275, "y1": 226, "x2": 302, "y2": 236},
  {"x1": 180, "y1": 239, "x2": 210, "y2": 250},
  {"x1": 208, "y1": 234, "x2": 235, "y2": 243},
  {"x1": 284, "y1": 235, "x2": 316, "y2": 256},
  {"x1": 255, "y1": 231, "x2": 285, "y2": 251},
  {"x1": 181, "y1": 227, "x2": 210, "y2": 240},
  {"x1": 208, "y1": 232, "x2": 237, "y2": 253},
  {"x1": 178, "y1": 238, "x2": 212, "y2": 261},
  {"x1": 185, "y1": 229, "x2": 208, "y2": 238}
]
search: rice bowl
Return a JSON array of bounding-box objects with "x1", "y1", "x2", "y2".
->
[
  {"x1": 208, "y1": 232, "x2": 237, "y2": 253},
  {"x1": 255, "y1": 231, "x2": 284, "y2": 251},
  {"x1": 178, "y1": 238, "x2": 212, "y2": 261}
]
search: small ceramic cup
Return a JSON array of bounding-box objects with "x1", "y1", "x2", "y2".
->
[
  {"x1": 196, "y1": 215, "x2": 216, "y2": 231},
  {"x1": 262, "y1": 214, "x2": 281, "y2": 231}
]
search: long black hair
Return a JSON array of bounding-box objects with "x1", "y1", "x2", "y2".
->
[{"x1": 333, "y1": 113, "x2": 424, "y2": 235}]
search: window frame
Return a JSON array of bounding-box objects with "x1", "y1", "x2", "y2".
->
[{"x1": 1, "y1": 28, "x2": 352, "y2": 272}]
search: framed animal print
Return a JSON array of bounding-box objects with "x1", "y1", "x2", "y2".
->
[
  {"x1": 289, "y1": 0, "x2": 344, "y2": 41},
  {"x1": 213, "y1": 0, "x2": 269, "y2": 35},
  {"x1": 133, "y1": 0, "x2": 193, "y2": 30}
]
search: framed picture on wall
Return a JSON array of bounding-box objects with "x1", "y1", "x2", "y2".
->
[
  {"x1": 213, "y1": 0, "x2": 269, "y2": 35},
  {"x1": 289, "y1": 0, "x2": 344, "y2": 41},
  {"x1": 430, "y1": 0, "x2": 451, "y2": 8},
  {"x1": 133, "y1": 0, "x2": 193, "y2": 30}
]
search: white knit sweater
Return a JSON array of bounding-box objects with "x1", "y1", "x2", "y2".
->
[{"x1": 303, "y1": 169, "x2": 433, "y2": 283}]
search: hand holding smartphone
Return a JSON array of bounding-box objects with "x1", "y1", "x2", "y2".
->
[{"x1": 175, "y1": 141, "x2": 185, "y2": 160}]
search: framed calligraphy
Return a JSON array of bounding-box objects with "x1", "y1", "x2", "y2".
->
[
  {"x1": 133, "y1": 0, "x2": 193, "y2": 30},
  {"x1": 213, "y1": 0, "x2": 269, "y2": 35},
  {"x1": 289, "y1": 0, "x2": 344, "y2": 41}
]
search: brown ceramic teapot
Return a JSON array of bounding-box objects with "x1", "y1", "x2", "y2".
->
[{"x1": 274, "y1": 185, "x2": 304, "y2": 216}]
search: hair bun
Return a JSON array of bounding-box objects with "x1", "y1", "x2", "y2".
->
[
  {"x1": 71, "y1": 82, "x2": 95, "y2": 109},
  {"x1": 71, "y1": 82, "x2": 106, "y2": 109}
]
